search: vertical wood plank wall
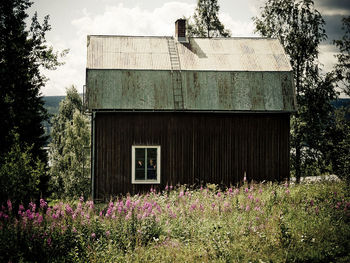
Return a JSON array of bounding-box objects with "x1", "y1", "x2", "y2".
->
[{"x1": 94, "y1": 112, "x2": 290, "y2": 200}]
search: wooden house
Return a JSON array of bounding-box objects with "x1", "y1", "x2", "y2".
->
[{"x1": 85, "y1": 19, "x2": 296, "y2": 200}]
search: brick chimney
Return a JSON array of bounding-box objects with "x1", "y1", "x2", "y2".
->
[{"x1": 175, "y1": 19, "x2": 186, "y2": 42}]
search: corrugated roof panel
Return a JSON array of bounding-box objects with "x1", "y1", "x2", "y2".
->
[{"x1": 87, "y1": 36, "x2": 292, "y2": 71}]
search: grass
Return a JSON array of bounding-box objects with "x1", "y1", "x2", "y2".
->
[{"x1": 1, "y1": 180, "x2": 350, "y2": 262}]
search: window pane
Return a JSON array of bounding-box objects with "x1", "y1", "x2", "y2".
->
[
  {"x1": 135, "y1": 148, "x2": 145, "y2": 180},
  {"x1": 147, "y1": 148, "x2": 157, "y2": 180}
]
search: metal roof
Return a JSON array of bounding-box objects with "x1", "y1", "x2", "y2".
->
[
  {"x1": 86, "y1": 35, "x2": 296, "y2": 112},
  {"x1": 87, "y1": 36, "x2": 292, "y2": 72}
]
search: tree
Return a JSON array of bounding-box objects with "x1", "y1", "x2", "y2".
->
[
  {"x1": 0, "y1": 0, "x2": 67, "y2": 197},
  {"x1": 49, "y1": 86, "x2": 90, "y2": 199},
  {"x1": 334, "y1": 16, "x2": 350, "y2": 96},
  {"x1": 0, "y1": 132, "x2": 45, "y2": 205},
  {"x1": 187, "y1": 0, "x2": 231, "y2": 37},
  {"x1": 253, "y1": 0, "x2": 337, "y2": 182}
]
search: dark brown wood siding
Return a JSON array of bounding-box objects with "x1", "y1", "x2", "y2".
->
[{"x1": 93, "y1": 112, "x2": 290, "y2": 200}]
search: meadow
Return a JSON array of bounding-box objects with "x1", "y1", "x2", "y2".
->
[{"x1": 1, "y1": 180, "x2": 349, "y2": 262}]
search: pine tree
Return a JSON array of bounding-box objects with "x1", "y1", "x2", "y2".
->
[
  {"x1": 0, "y1": 0, "x2": 66, "y2": 197},
  {"x1": 253, "y1": 0, "x2": 337, "y2": 182},
  {"x1": 187, "y1": 0, "x2": 231, "y2": 37}
]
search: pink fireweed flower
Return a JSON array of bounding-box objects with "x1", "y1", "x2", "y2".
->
[
  {"x1": 125, "y1": 211, "x2": 132, "y2": 220},
  {"x1": 47, "y1": 238, "x2": 52, "y2": 246},
  {"x1": 165, "y1": 185, "x2": 169, "y2": 191},
  {"x1": 285, "y1": 189, "x2": 290, "y2": 195},
  {"x1": 106, "y1": 230, "x2": 110, "y2": 237},
  {"x1": 72, "y1": 227, "x2": 77, "y2": 233},
  {"x1": 125, "y1": 199, "x2": 131, "y2": 210},
  {"x1": 179, "y1": 191, "x2": 184, "y2": 198},
  {"x1": 228, "y1": 188, "x2": 233, "y2": 194},
  {"x1": 170, "y1": 185, "x2": 173, "y2": 190},
  {"x1": 255, "y1": 198, "x2": 260, "y2": 203},
  {"x1": 258, "y1": 188, "x2": 262, "y2": 194},
  {"x1": 65, "y1": 204, "x2": 73, "y2": 215},
  {"x1": 26, "y1": 209, "x2": 34, "y2": 220},
  {"x1": 91, "y1": 233, "x2": 96, "y2": 239},
  {"x1": 36, "y1": 215, "x2": 43, "y2": 224},
  {"x1": 211, "y1": 203, "x2": 216, "y2": 209},
  {"x1": 245, "y1": 188, "x2": 249, "y2": 193},
  {"x1": 245, "y1": 205, "x2": 250, "y2": 211},
  {"x1": 190, "y1": 203, "x2": 197, "y2": 211},
  {"x1": 248, "y1": 194, "x2": 253, "y2": 200},
  {"x1": 234, "y1": 188, "x2": 239, "y2": 195},
  {"x1": 7, "y1": 200, "x2": 12, "y2": 212},
  {"x1": 79, "y1": 196, "x2": 84, "y2": 202},
  {"x1": 29, "y1": 202, "x2": 36, "y2": 212},
  {"x1": 223, "y1": 202, "x2": 230, "y2": 211},
  {"x1": 217, "y1": 192, "x2": 222, "y2": 198},
  {"x1": 40, "y1": 199, "x2": 47, "y2": 209},
  {"x1": 199, "y1": 204, "x2": 204, "y2": 211}
]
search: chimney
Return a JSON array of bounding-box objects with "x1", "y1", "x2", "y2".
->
[{"x1": 175, "y1": 19, "x2": 186, "y2": 42}]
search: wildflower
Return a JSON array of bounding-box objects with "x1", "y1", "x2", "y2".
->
[
  {"x1": 65, "y1": 204, "x2": 73, "y2": 215},
  {"x1": 106, "y1": 230, "x2": 110, "y2": 237},
  {"x1": 310, "y1": 200, "x2": 314, "y2": 207},
  {"x1": 18, "y1": 204, "x2": 24, "y2": 211},
  {"x1": 248, "y1": 194, "x2": 253, "y2": 200},
  {"x1": 36, "y1": 215, "x2": 43, "y2": 224},
  {"x1": 126, "y1": 199, "x2": 131, "y2": 209},
  {"x1": 217, "y1": 192, "x2": 221, "y2": 198},
  {"x1": 228, "y1": 188, "x2": 233, "y2": 194},
  {"x1": 211, "y1": 202, "x2": 216, "y2": 209},
  {"x1": 245, "y1": 188, "x2": 249, "y2": 193},
  {"x1": 255, "y1": 198, "x2": 260, "y2": 203},
  {"x1": 79, "y1": 196, "x2": 84, "y2": 202},
  {"x1": 179, "y1": 191, "x2": 184, "y2": 197},
  {"x1": 40, "y1": 199, "x2": 47, "y2": 209},
  {"x1": 190, "y1": 203, "x2": 197, "y2": 211},
  {"x1": 73, "y1": 227, "x2": 77, "y2": 233},
  {"x1": 258, "y1": 188, "x2": 262, "y2": 194},
  {"x1": 285, "y1": 189, "x2": 290, "y2": 195},
  {"x1": 245, "y1": 205, "x2": 250, "y2": 211},
  {"x1": 7, "y1": 200, "x2": 12, "y2": 212},
  {"x1": 234, "y1": 188, "x2": 239, "y2": 195},
  {"x1": 170, "y1": 185, "x2": 173, "y2": 190},
  {"x1": 165, "y1": 185, "x2": 169, "y2": 191},
  {"x1": 47, "y1": 237, "x2": 52, "y2": 246},
  {"x1": 29, "y1": 202, "x2": 36, "y2": 212},
  {"x1": 91, "y1": 233, "x2": 96, "y2": 239},
  {"x1": 125, "y1": 211, "x2": 131, "y2": 220}
]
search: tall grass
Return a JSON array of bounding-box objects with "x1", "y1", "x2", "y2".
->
[{"x1": 1, "y1": 181, "x2": 349, "y2": 262}]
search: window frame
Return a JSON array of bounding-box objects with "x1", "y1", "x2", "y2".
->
[{"x1": 131, "y1": 145, "x2": 161, "y2": 184}]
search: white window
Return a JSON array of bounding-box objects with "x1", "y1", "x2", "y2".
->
[{"x1": 132, "y1": 146, "x2": 161, "y2": 184}]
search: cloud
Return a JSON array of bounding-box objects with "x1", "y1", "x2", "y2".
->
[{"x1": 316, "y1": 0, "x2": 350, "y2": 16}]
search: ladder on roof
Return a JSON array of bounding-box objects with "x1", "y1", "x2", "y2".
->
[{"x1": 167, "y1": 37, "x2": 184, "y2": 110}]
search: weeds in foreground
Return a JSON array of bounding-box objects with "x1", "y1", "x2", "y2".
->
[{"x1": 0, "y1": 181, "x2": 349, "y2": 262}]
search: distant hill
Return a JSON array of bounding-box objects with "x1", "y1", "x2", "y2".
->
[
  {"x1": 42, "y1": 96, "x2": 65, "y2": 146},
  {"x1": 331, "y1": 98, "x2": 350, "y2": 109}
]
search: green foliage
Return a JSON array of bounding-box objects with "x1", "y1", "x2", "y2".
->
[
  {"x1": 186, "y1": 0, "x2": 231, "y2": 37},
  {"x1": 1, "y1": 182, "x2": 349, "y2": 262},
  {"x1": 254, "y1": 0, "x2": 337, "y2": 181},
  {"x1": 49, "y1": 86, "x2": 90, "y2": 199},
  {"x1": 0, "y1": 0, "x2": 67, "y2": 198},
  {"x1": 0, "y1": 132, "x2": 44, "y2": 205},
  {"x1": 334, "y1": 16, "x2": 350, "y2": 96}
]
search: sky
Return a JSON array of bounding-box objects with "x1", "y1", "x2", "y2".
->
[{"x1": 27, "y1": 0, "x2": 350, "y2": 96}]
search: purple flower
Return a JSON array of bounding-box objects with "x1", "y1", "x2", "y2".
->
[
  {"x1": 245, "y1": 205, "x2": 250, "y2": 211},
  {"x1": 106, "y1": 230, "x2": 110, "y2": 237},
  {"x1": 245, "y1": 188, "x2": 249, "y2": 193},
  {"x1": 165, "y1": 185, "x2": 169, "y2": 191},
  {"x1": 91, "y1": 233, "x2": 96, "y2": 239},
  {"x1": 310, "y1": 200, "x2": 314, "y2": 207},
  {"x1": 65, "y1": 204, "x2": 73, "y2": 215},
  {"x1": 234, "y1": 189, "x2": 239, "y2": 195},
  {"x1": 79, "y1": 196, "x2": 84, "y2": 202},
  {"x1": 285, "y1": 189, "x2": 290, "y2": 195},
  {"x1": 40, "y1": 199, "x2": 47, "y2": 209},
  {"x1": 228, "y1": 188, "x2": 233, "y2": 194},
  {"x1": 47, "y1": 238, "x2": 52, "y2": 246},
  {"x1": 179, "y1": 191, "x2": 184, "y2": 197},
  {"x1": 217, "y1": 192, "x2": 222, "y2": 198},
  {"x1": 36, "y1": 215, "x2": 43, "y2": 224}
]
